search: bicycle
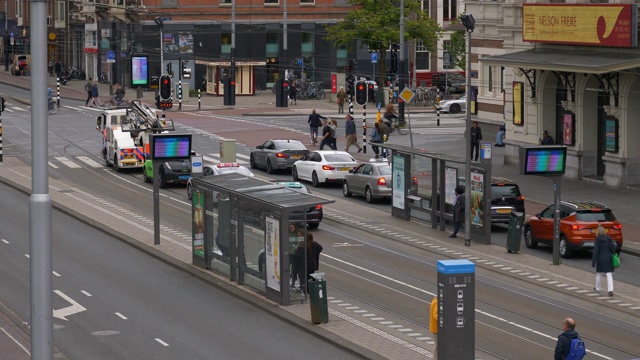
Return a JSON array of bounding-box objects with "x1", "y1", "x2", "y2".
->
[
  {"x1": 48, "y1": 98, "x2": 58, "y2": 114},
  {"x1": 310, "y1": 126, "x2": 319, "y2": 146},
  {"x1": 102, "y1": 97, "x2": 131, "y2": 110},
  {"x1": 385, "y1": 116, "x2": 409, "y2": 135}
]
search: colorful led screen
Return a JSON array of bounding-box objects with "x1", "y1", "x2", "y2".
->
[
  {"x1": 131, "y1": 55, "x2": 149, "y2": 87},
  {"x1": 523, "y1": 146, "x2": 566, "y2": 176},
  {"x1": 150, "y1": 134, "x2": 192, "y2": 160}
]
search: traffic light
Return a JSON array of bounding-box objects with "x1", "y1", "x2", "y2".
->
[
  {"x1": 346, "y1": 59, "x2": 353, "y2": 74},
  {"x1": 355, "y1": 81, "x2": 367, "y2": 106},
  {"x1": 391, "y1": 51, "x2": 398, "y2": 73},
  {"x1": 160, "y1": 75, "x2": 172, "y2": 101},
  {"x1": 180, "y1": 61, "x2": 191, "y2": 79},
  {"x1": 166, "y1": 62, "x2": 173, "y2": 77},
  {"x1": 0, "y1": 97, "x2": 5, "y2": 113},
  {"x1": 346, "y1": 74, "x2": 355, "y2": 96},
  {"x1": 368, "y1": 83, "x2": 375, "y2": 103}
]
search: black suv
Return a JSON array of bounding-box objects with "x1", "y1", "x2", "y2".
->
[
  {"x1": 490, "y1": 178, "x2": 525, "y2": 223},
  {"x1": 431, "y1": 72, "x2": 466, "y2": 94}
]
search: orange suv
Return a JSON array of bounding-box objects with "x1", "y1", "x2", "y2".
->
[{"x1": 524, "y1": 201, "x2": 623, "y2": 258}]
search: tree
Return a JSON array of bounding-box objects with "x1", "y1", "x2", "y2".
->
[
  {"x1": 448, "y1": 26, "x2": 467, "y2": 70},
  {"x1": 325, "y1": 0, "x2": 442, "y2": 89}
]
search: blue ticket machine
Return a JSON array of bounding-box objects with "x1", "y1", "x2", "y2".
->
[{"x1": 437, "y1": 259, "x2": 475, "y2": 359}]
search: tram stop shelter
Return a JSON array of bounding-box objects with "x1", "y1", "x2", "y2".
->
[
  {"x1": 190, "y1": 173, "x2": 334, "y2": 306},
  {"x1": 381, "y1": 143, "x2": 492, "y2": 245}
]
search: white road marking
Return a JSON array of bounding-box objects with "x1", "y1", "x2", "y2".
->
[
  {"x1": 24, "y1": 254, "x2": 29, "y2": 258},
  {"x1": 52, "y1": 271, "x2": 61, "y2": 277},
  {"x1": 155, "y1": 338, "x2": 169, "y2": 346},
  {"x1": 76, "y1": 156, "x2": 104, "y2": 168},
  {"x1": 1, "y1": 239, "x2": 8, "y2": 244},
  {"x1": 48, "y1": 161, "x2": 59, "y2": 169},
  {"x1": 0, "y1": 326, "x2": 30, "y2": 355},
  {"x1": 54, "y1": 156, "x2": 81, "y2": 168},
  {"x1": 81, "y1": 290, "x2": 92, "y2": 297},
  {"x1": 115, "y1": 312, "x2": 128, "y2": 320},
  {"x1": 53, "y1": 290, "x2": 87, "y2": 321},
  {"x1": 13, "y1": 107, "x2": 28, "y2": 112}
]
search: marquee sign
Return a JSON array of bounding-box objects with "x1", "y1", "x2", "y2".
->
[{"x1": 523, "y1": 4, "x2": 637, "y2": 48}]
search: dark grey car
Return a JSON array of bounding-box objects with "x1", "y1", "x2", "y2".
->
[{"x1": 250, "y1": 139, "x2": 309, "y2": 174}]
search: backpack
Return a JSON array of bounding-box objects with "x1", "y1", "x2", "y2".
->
[
  {"x1": 566, "y1": 337, "x2": 586, "y2": 360},
  {"x1": 329, "y1": 125, "x2": 336, "y2": 139}
]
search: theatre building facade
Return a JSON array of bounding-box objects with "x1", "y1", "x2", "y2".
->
[{"x1": 468, "y1": 1, "x2": 640, "y2": 188}]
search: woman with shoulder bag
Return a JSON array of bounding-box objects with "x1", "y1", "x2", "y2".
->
[{"x1": 591, "y1": 225, "x2": 620, "y2": 296}]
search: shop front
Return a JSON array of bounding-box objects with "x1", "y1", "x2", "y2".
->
[{"x1": 196, "y1": 60, "x2": 267, "y2": 96}]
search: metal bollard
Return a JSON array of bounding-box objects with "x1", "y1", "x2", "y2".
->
[
  {"x1": 56, "y1": 78, "x2": 61, "y2": 107},
  {"x1": 198, "y1": 89, "x2": 201, "y2": 110}
]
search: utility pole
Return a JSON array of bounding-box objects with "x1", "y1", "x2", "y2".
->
[
  {"x1": 461, "y1": 14, "x2": 476, "y2": 248},
  {"x1": 230, "y1": 0, "x2": 236, "y2": 105},
  {"x1": 398, "y1": 0, "x2": 406, "y2": 123},
  {"x1": 154, "y1": 18, "x2": 164, "y2": 77}
]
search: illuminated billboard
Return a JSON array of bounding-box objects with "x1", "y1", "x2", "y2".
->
[
  {"x1": 521, "y1": 146, "x2": 567, "y2": 176},
  {"x1": 131, "y1": 55, "x2": 149, "y2": 88},
  {"x1": 150, "y1": 133, "x2": 192, "y2": 161},
  {"x1": 522, "y1": 4, "x2": 637, "y2": 48}
]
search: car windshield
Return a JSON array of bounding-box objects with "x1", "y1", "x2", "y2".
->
[
  {"x1": 274, "y1": 141, "x2": 306, "y2": 150},
  {"x1": 376, "y1": 164, "x2": 391, "y2": 175},
  {"x1": 491, "y1": 185, "x2": 521, "y2": 198},
  {"x1": 324, "y1": 154, "x2": 355, "y2": 162},
  {"x1": 575, "y1": 210, "x2": 616, "y2": 222}
]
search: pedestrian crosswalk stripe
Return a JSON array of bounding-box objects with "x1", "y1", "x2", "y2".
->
[
  {"x1": 76, "y1": 156, "x2": 103, "y2": 168},
  {"x1": 54, "y1": 156, "x2": 81, "y2": 168},
  {"x1": 48, "y1": 161, "x2": 59, "y2": 169}
]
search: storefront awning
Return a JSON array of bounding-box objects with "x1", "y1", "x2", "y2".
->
[
  {"x1": 480, "y1": 49, "x2": 640, "y2": 74},
  {"x1": 195, "y1": 60, "x2": 267, "y2": 66}
]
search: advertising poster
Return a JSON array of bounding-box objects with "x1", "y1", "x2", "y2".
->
[
  {"x1": 265, "y1": 216, "x2": 280, "y2": 291},
  {"x1": 470, "y1": 171, "x2": 484, "y2": 227},
  {"x1": 563, "y1": 113, "x2": 574, "y2": 146},
  {"x1": 192, "y1": 190, "x2": 205, "y2": 258},
  {"x1": 392, "y1": 155, "x2": 405, "y2": 209},
  {"x1": 445, "y1": 167, "x2": 457, "y2": 205},
  {"x1": 605, "y1": 117, "x2": 619, "y2": 153},
  {"x1": 131, "y1": 55, "x2": 148, "y2": 87},
  {"x1": 513, "y1": 82, "x2": 524, "y2": 125}
]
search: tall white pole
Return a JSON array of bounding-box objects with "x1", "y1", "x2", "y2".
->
[{"x1": 464, "y1": 27, "x2": 472, "y2": 247}]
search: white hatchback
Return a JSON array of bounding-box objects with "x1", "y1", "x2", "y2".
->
[{"x1": 292, "y1": 151, "x2": 359, "y2": 187}]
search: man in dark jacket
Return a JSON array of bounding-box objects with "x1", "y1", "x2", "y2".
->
[
  {"x1": 554, "y1": 318, "x2": 580, "y2": 360},
  {"x1": 470, "y1": 121, "x2": 482, "y2": 161},
  {"x1": 541, "y1": 129, "x2": 555, "y2": 145},
  {"x1": 450, "y1": 186, "x2": 465, "y2": 238},
  {"x1": 344, "y1": 114, "x2": 362, "y2": 153},
  {"x1": 319, "y1": 119, "x2": 336, "y2": 150},
  {"x1": 308, "y1": 109, "x2": 326, "y2": 146}
]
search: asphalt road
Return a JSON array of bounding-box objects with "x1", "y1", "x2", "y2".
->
[{"x1": 1, "y1": 90, "x2": 639, "y2": 359}]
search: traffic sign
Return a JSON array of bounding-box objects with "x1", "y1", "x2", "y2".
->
[
  {"x1": 161, "y1": 17, "x2": 172, "y2": 21},
  {"x1": 371, "y1": 52, "x2": 378, "y2": 64},
  {"x1": 9, "y1": 32, "x2": 13, "y2": 39},
  {"x1": 297, "y1": 58, "x2": 303, "y2": 66},
  {"x1": 9, "y1": 32, "x2": 13, "y2": 46},
  {"x1": 399, "y1": 87, "x2": 415, "y2": 103},
  {"x1": 106, "y1": 51, "x2": 115, "y2": 60}
]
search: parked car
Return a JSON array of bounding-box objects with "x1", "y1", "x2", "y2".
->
[
  {"x1": 275, "y1": 182, "x2": 323, "y2": 229},
  {"x1": 186, "y1": 162, "x2": 254, "y2": 199},
  {"x1": 250, "y1": 139, "x2": 309, "y2": 174},
  {"x1": 292, "y1": 150, "x2": 359, "y2": 187},
  {"x1": 143, "y1": 157, "x2": 193, "y2": 189},
  {"x1": 435, "y1": 96, "x2": 466, "y2": 114},
  {"x1": 342, "y1": 159, "x2": 392, "y2": 203},
  {"x1": 431, "y1": 72, "x2": 466, "y2": 94},
  {"x1": 489, "y1": 177, "x2": 525, "y2": 224},
  {"x1": 524, "y1": 200, "x2": 623, "y2": 258}
]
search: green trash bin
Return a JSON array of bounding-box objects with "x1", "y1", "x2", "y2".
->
[
  {"x1": 308, "y1": 273, "x2": 328, "y2": 324},
  {"x1": 507, "y1": 211, "x2": 524, "y2": 253}
]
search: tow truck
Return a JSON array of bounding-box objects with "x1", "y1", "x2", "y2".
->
[{"x1": 96, "y1": 100, "x2": 175, "y2": 172}]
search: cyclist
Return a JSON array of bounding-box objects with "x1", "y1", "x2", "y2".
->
[
  {"x1": 47, "y1": 87, "x2": 54, "y2": 105},
  {"x1": 383, "y1": 103, "x2": 398, "y2": 128},
  {"x1": 113, "y1": 84, "x2": 126, "y2": 106},
  {"x1": 307, "y1": 109, "x2": 326, "y2": 146}
]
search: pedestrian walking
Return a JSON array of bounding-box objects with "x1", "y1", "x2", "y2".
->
[
  {"x1": 450, "y1": 186, "x2": 465, "y2": 238},
  {"x1": 379, "y1": 120, "x2": 390, "y2": 158},
  {"x1": 308, "y1": 232, "x2": 323, "y2": 271},
  {"x1": 337, "y1": 86, "x2": 346, "y2": 113},
  {"x1": 370, "y1": 122, "x2": 383, "y2": 158},
  {"x1": 55, "y1": 60, "x2": 63, "y2": 79},
  {"x1": 496, "y1": 123, "x2": 506, "y2": 147},
  {"x1": 470, "y1": 121, "x2": 482, "y2": 161},
  {"x1": 289, "y1": 83, "x2": 297, "y2": 105},
  {"x1": 540, "y1": 129, "x2": 555, "y2": 145},
  {"x1": 330, "y1": 118, "x2": 338, "y2": 150},
  {"x1": 554, "y1": 318, "x2": 585, "y2": 360},
  {"x1": 319, "y1": 119, "x2": 336, "y2": 150},
  {"x1": 291, "y1": 236, "x2": 316, "y2": 293},
  {"x1": 84, "y1": 77, "x2": 94, "y2": 106},
  {"x1": 430, "y1": 297, "x2": 439, "y2": 360},
  {"x1": 592, "y1": 225, "x2": 620, "y2": 296},
  {"x1": 344, "y1": 114, "x2": 362, "y2": 153},
  {"x1": 90, "y1": 81, "x2": 102, "y2": 107}
]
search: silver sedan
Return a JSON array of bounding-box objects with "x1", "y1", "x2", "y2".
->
[
  {"x1": 342, "y1": 160, "x2": 393, "y2": 203},
  {"x1": 250, "y1": 139, "x2": 309, "y2": 174},
  {"x1": 435, "y1": 95, "x2": 466, "y2": 114}
]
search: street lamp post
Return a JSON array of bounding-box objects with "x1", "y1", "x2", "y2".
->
[{"x1": 461, "y1": 14, "x2": 475, "y2": 248}]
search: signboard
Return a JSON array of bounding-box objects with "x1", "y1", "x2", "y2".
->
[
  {"x1": 445, "y1": 167, "x2": 458, "y2": 205},
  {"x1": 605, "y1": 116, "x2": 619, "y2": 153},
  {"x1": 399, "y1": 87, "x2": 415, "y2": 103},
  {"x1": 131, "y1": 55, "x2": 149, "y2": 87},
  {"x1": 265, "y1": 216, "x2": 280, "y2": 291},
  {"x1": 149, "y1": 133, "x2": 192, "y2": 161},
  {"x1": 513, "y1": 82, "x2": 524, "y2": 126},
  {"x1": 522, "y1": 4, "x2": 638, "y2": 48},
  {"x1": 521, "y1": 146, "x2": 567, "y2": 176},
  {"x1": 392, "y1": 154, "x2": 405, "y2": 210},
  {"x1": 192, "y1": 189, "x2": 205, "y2": 259},
  {"x1": 470, "y1": 172, "x2": 484, "y2": 227},
  {"x1": 562, "y1": 112, "x2": 575, "y2": 146},
  {"x1": 371, "y1": 52, "x2": 378, "y2": 63}
]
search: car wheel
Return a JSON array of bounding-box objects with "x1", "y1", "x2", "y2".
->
[
  {"x1": 311, "y1": 172, "x2": 321, "y2": 187},
  {"x1": 250, "y1": 154, "x2": 257, "y2": 169},
  {"x1": 559, "y1": 235, "x2": 572, "y2": 258},
  {"x1": 342, "y1": 181, "x2": 352, "y2": 197},
  {"x1": 113, "y1": 154, "x2": 121, "y2": 172},
  {"x1": 266, "y1": 160, "x2": 275, "y2": 174},
  {"x1": 308, "y1": 223, "x2": 320, "y2": 230},
  {"x1": 187, "y1": 184, "x2": 192, "y2": 200},
  {"x1": 365, "y1": 187, "x2": 375, "y2": 203},
  {"x1": 524, "y1": 227, "x2": 538, "y2": 248},
  {"x1": 159, "y1": 169, "x2": 168, "y2": 189},
  {"x1": 143, "y1": 169, "x2": 151, "y2": 183},
  {"x1": 449, "y1": 103, "x2": 461, "y2": 114},
  {"x1": 292, "y1": 166, "x2": 299, "y2": 181}
]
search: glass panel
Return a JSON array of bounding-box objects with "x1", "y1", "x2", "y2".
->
[
  {"x1": 288, "y1": 217, "x2": 307, "y2": 302},
  {"x1": 266, "y1": 33, "x2": 279, "y2": 56},
  {"x1": 209, "y1": 191, "x2": 231, "y2": 277},
  {"x1": 241, "y1": 211, "x2": 266, "y2": 292},
  {"x1": 221, "y1": 32, "x2": 231, "y2": 54},
  {"x1": 301, "y1": 32, "x2": 313, "y2": 55}
]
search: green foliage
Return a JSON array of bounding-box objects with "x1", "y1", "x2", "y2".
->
[
  {"x1": 324, "y1": 0, "x2": 442, "y2": 85},
  {"x1": 448, "y1": 28, "x2": 467, "y2": 70}
]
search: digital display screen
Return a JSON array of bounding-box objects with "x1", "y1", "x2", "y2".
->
[
  {"x1": 131, "y1": 55, "x2": 148, "y2": 87},
  {"x1": 150, "y1": 134, "x2": 192, "y2": 160},
  {"x1": 523, "y1": 146, "x2": 566, "y2": 176}
]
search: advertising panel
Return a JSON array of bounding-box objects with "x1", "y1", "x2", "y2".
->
[
  {"x1": 522, "y1": 146, "x2": 567, "y2": 176},
  {"x1": 513, "y1": 82, "x2": 524, "y2": 126},
  {"x1": 265, "y1": 216, "x2": 280, "y2": 291},
  {"x1": 522, "y1": 4, "x2": 637, "y2": 48},
  {"x1": 470, "y1": 172, "x2": 484, "y2": 228},
  {"x1": 562, "y1": 113, "x2": 575, "y2": 146},
  {"x1": 150, "y1": 134, "x2": 192, "y2": 161},
  {"x1": 192, "y1": 190, "x2": 205, "y2": 258},
  {"x1": 605, "y1": 116, "x2": 619, "y2": 153},
  {"x1": 392, "y1": 155, "x2": 405, "y2": 209},
  {"x1": 131, "y1": 55, "x2": 149, "y2": 88}
]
